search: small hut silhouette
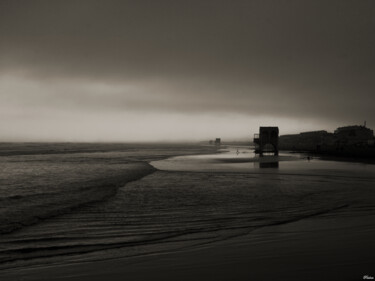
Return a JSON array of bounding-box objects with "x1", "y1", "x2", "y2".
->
[{"x1": 253, "y1": 127, "x2": 279, "y2": 155}]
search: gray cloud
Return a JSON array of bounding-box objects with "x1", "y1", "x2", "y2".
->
[{"x1": 1, "y1": 0, "x2": 374, "y2": 140}]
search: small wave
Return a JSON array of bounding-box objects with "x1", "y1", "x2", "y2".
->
[
  {"x1": 0, "y1": 203, "x2": 350, "y2": 270},
  {"x1": 0, "y1": 163, "x2": 155, "y2": 234}
]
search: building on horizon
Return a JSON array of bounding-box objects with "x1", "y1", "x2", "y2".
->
[
  {"x1": 279, "y1": 125, "x2": 375, "y2": 157},
  {"x1": 334, "y1": 125, "x2": 374, "y2": 146}
]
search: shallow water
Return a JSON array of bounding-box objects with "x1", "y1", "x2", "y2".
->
[
  {"x1": 0, "y1": 144, "x2": 374, "y2": 271},
  {"x1": 151, "y1": 146, "x2": 375, "y2": 178}
]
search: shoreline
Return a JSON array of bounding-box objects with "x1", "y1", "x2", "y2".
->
[
  {"x1": 1, "y1": 144, "x2": 374, "y2": 280},
  {"x1": 283, "y1": 149, "x2": 375, "y2": 164},
  {"x1": 213, "y1": 155, "x2": 299, "y2": 163},
  {"x1": 2, "y1": 209, "x2": 374, "y2": 281},
  {"x1": 0, "y1": 144, "x2": 218, "y2": 236},
  {"x1": 0, "y1": 162, "x2": 156, "y2": 235}
]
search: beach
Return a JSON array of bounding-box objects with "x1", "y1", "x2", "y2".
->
[
  {"x1": 2, "y1": 1, "x2": 375, "y2": 280},
  {"x1": 2, "y1": 210, "x2": 374, "y2": 281},
  {"x1": 0, "y1": 144, "x2": 374, "y2": 281}
]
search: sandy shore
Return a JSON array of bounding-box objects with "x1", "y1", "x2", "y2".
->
[
  {"x1": 214, "y1": 155, "x2": 299, "y2": 163},
  {"x1": 2, "y1": 210, "x2": 374, "y2": 281},
  {"x1": 1, "y1": 144, "x2": 374, "y2": 281}
]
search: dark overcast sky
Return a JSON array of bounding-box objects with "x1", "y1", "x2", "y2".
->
[{"x1": 1, "y1": 0, "x2": 374, "y2": 141}]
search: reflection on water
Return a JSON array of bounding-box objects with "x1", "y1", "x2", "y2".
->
[
  {"x1": 254, "y1": 154, "x2": 280, "y2": 168},
  {"x1": 151, "y1": 146, "x2": 375, "y2": 178},
  {"x1": 256, "y1": 161, "x2": 279, "y2": 168},
  {"x1": 1, "y1": 144, "x2": 375, "y2": 272}
]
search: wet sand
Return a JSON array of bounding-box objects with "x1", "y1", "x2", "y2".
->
[
  {"x1": 1, "y1": 145, "x2": 374, "y2": 281},
  {"x1": 2, "y1": 212, "x2": 374, "y2": 281},
  {"x1": 215, "y1": 155, "x2": 298, "y2": 163}
]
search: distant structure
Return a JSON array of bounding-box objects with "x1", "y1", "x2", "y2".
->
[
  {"x1": 253, "y1": 127, "x2": 279, "y2": 155},
  {"x1": 279, "y1": 130, "x2": 330, "y2": 152},
  {"x1": 209, "y1": 140, "x2": 213, "y2": 145},
  {"x1": 279, "y1": 124, "x2": 375, "y2": 157},
  {"x1": 215, "y1": 138, "x2": 221, "y2": 146},
  {"x1": 334, "y1": 125, "x2": 373, "y2": 145}
]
